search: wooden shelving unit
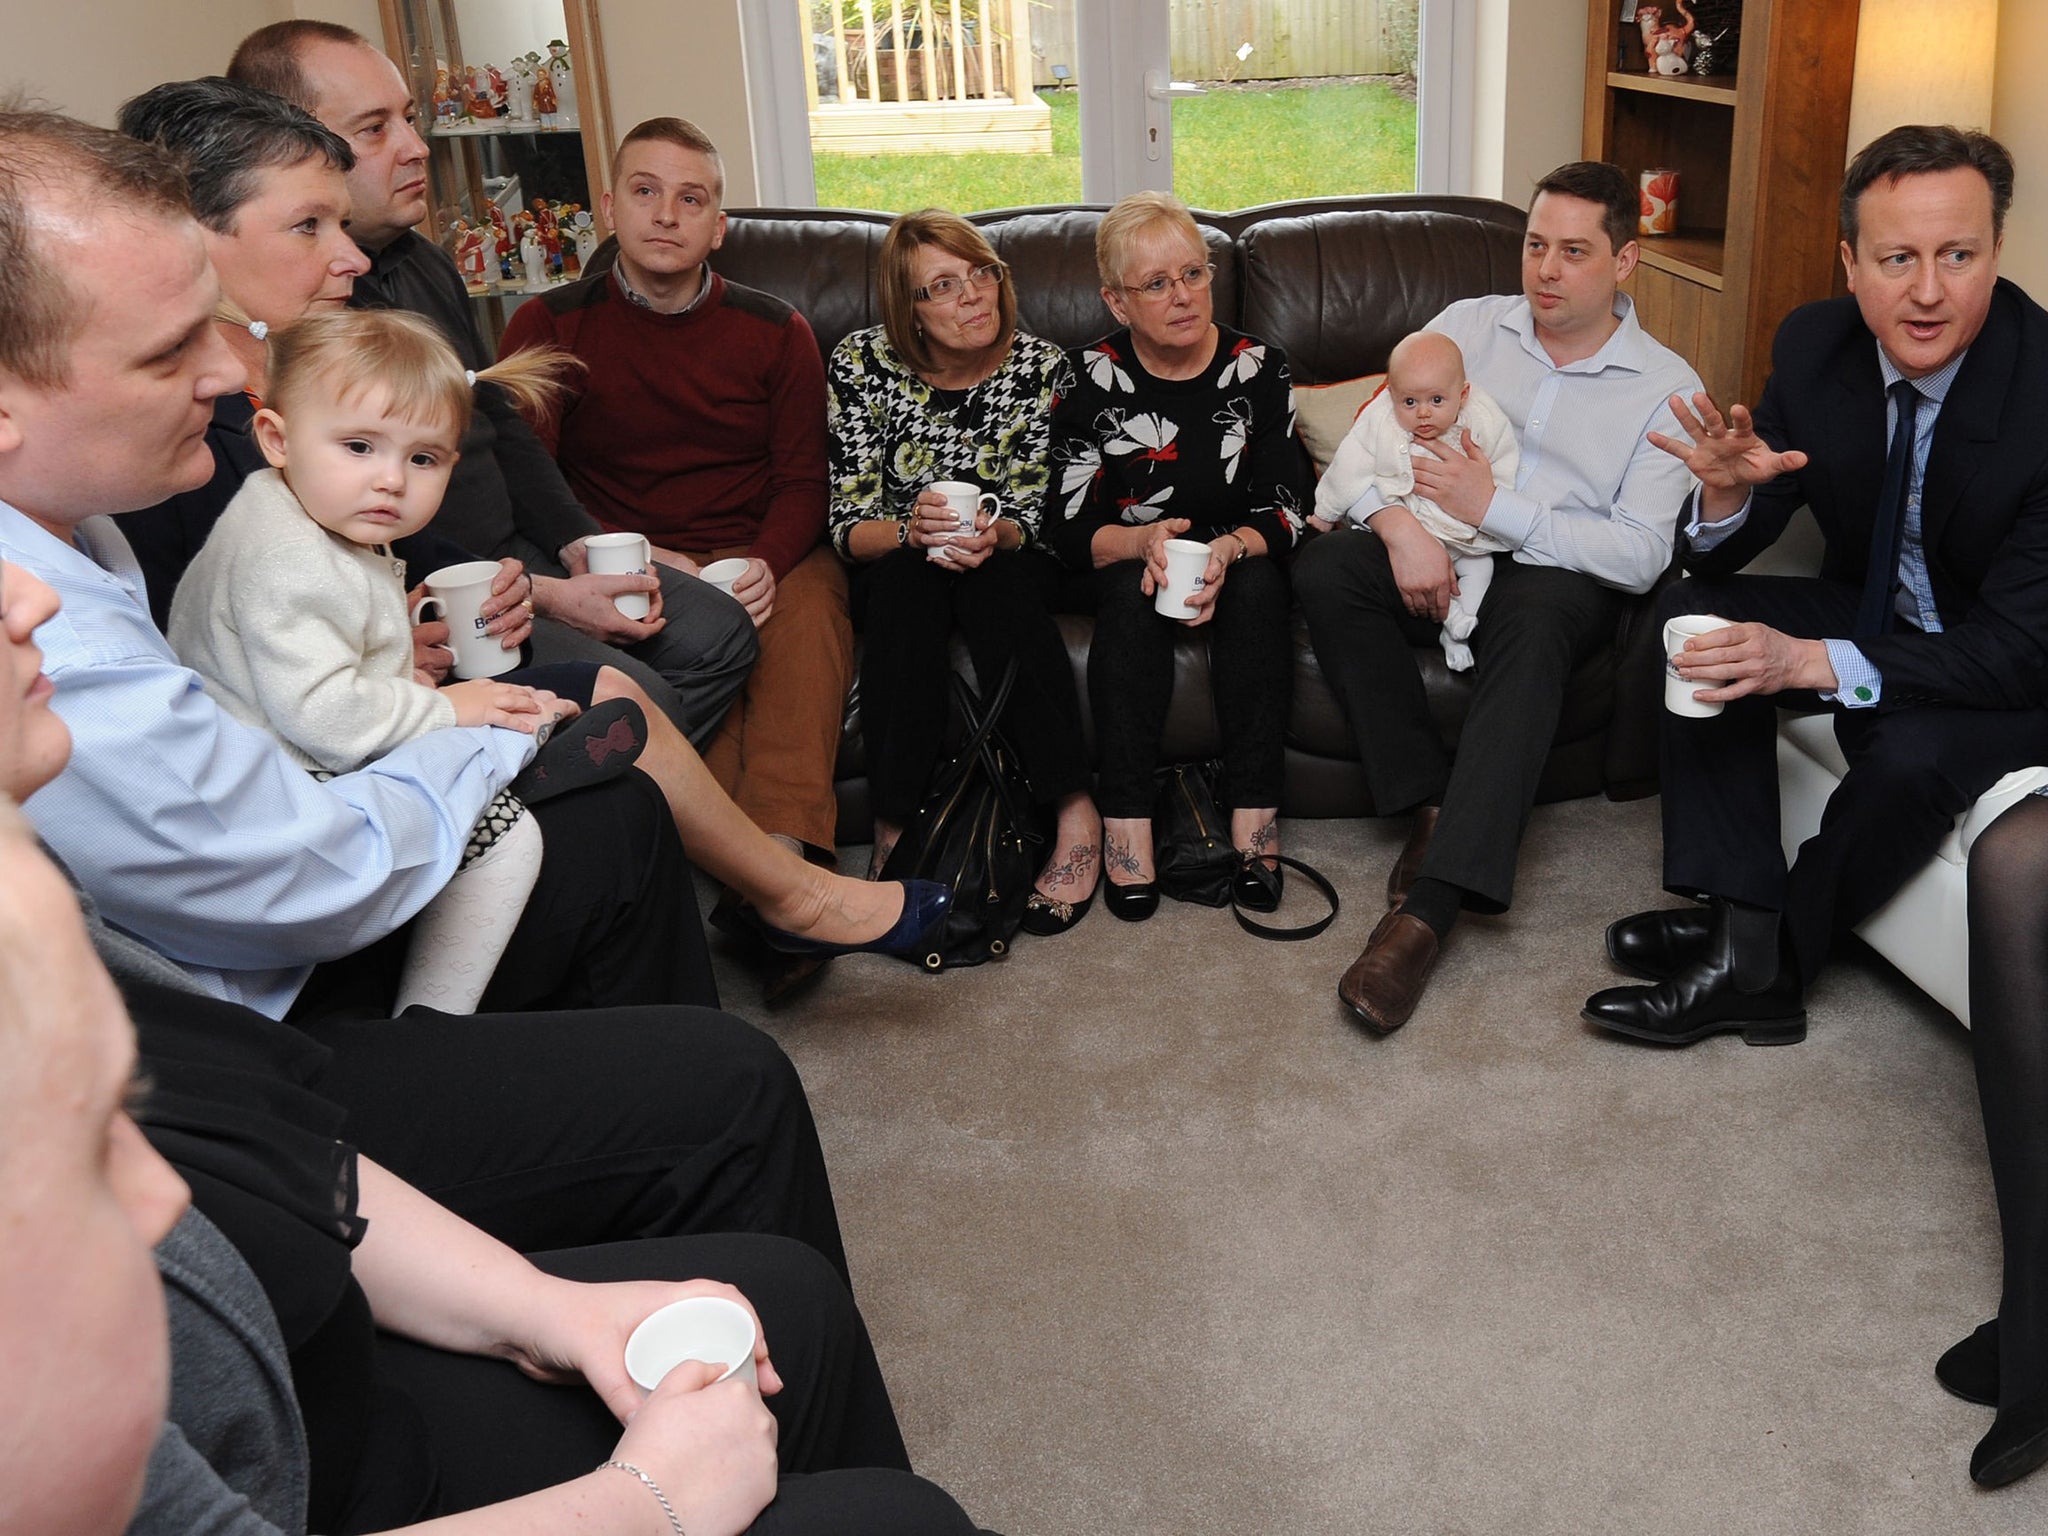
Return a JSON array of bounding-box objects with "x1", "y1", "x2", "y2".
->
[{"x1": 1584, "y1": 0, "x2": 1862, "y2": 406}]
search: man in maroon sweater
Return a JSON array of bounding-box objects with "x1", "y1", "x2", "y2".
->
[{"x1": 502, "y1": 117, "x2": 849, "y2": 862}]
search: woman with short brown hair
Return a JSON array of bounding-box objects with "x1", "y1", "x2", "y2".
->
[{"x1": 828, "y1": 208, "x2": 1102, "y2": 934}]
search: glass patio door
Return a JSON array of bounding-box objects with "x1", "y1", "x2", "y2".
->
[{"x1": 748, "y1": 0, "x2": 1438, "y2": 214}]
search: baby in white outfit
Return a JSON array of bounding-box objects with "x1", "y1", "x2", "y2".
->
[{"x1": 1313, "y1": 331, "x2": 1519, "y2": 670}]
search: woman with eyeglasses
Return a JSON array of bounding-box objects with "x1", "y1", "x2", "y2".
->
[
  {"x1": 1045, "y1": 192, "x2": 1308, "y2": 921},
  {"x1": 827, "y1": 209, "x2": 1103, "y2": 934}
]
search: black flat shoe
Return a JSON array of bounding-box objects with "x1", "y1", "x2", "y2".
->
[
  {"x1": 1973, "y1": 1391, "x2": 2048, "y2": 1488},
  {"x1": 1021, "y1": 887, "x2": 1095, "y2": 936},
  {"x1": 1233, "y1": 854, "x2": 1282, "y2": 913},
  {"x1": 1103, "y1": 878, "x2": 1159, "y2": 922},
  {"x1": 1605, "y1": 904, "x2": 1713, "y2": 982},
  {"x1": 511, "y1": 698, "x2": 646, "y2": 804},
  {"x1": 1939, "y1": 1320, "x2": 2001, "y2": 1407}
]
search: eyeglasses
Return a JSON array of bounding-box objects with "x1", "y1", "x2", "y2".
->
[
  {"x1": 1122, "y1": 261, "x2": 1215, "y2": 301},
  {"x1": 913, "y1": 262, "x2": 1007, "y2": 304}
]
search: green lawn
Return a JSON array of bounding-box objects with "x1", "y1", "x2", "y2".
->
[{"x1": 811, "y1": 81, "x2": 1415, "y2": 215}]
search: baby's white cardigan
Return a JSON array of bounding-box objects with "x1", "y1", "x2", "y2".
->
[
  {"x1": 1313, "y1": 383, "x2": 1521, "y2": 552},
  {"x1": 168, "y1": 467, "x2": 458, "y2": 774}
]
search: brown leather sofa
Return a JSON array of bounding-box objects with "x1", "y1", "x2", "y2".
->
[{"x1": 707, "y1": 196, "x2": 1667, "y2": 840}]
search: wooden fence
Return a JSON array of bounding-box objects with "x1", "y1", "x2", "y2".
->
[{"x1": 1027, "y1": 0, "x2": 1416, "y2": 87}]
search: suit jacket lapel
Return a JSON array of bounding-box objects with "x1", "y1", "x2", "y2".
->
[{"x1": 1921, "y1": 281, "x2": 2019, "y2": 553}]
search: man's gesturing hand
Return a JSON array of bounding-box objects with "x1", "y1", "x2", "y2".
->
[{"x1": 1649, "y1": 391, "x2": 1809, "y2": 522}]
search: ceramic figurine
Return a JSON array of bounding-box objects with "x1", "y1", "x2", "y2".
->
[
  {"x1": 546, "y1": 40, "x2": 578, "y2": 130},
  {"x1": 521, "y1": 227, "x2": 548, "y2": 290},
  {"x1": 432, "y1": 66, "x2": 460, "y2": 127},
  {"x1": 574, "y1": 211, "x2": 598, "y2": 272},
  {"x1": 507, "y1": 55, "x2": 536, "y2": 123},
  {"x1": 487, "y1": 204, "x2": 515, "y2": 277},
  {"x1": 1640, "y1": 0, "x2": 1696, "y2": 76},
  {"x1": 453, "y1": 221, "x2": 492, "y2": 293},
  {"x1": 533, "y1": 65, "x2": 558, "y2": 130}
]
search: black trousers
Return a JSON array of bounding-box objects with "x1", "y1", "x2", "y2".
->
[
  {"x1": 529, "y1": 559, "x2": 760, "y2": 751},
  {"x1": 1084, "y1": 555, "x2": 1291, "y2": 817},
  {"x1": 371, "y1": 1233, "x2": 987, "y2": 1535},
  {"x1": 1656, "y1": 575, "x2": 2048, "y2": 979},
  {"x1": 850, "y1": 547, "x2": 1090, "y2": 824},
  {"x1": 291, "y1": 770, "x2": 718, "y2": 1022},
  {"x1": 1294, "y1": 533, "x2": 1619, "y2": 911},
  {"x1": 1965, "y1": 797, "x2": 2048, "y2": 1415}
]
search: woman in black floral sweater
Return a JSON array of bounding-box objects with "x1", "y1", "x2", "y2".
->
[
  {"x1": 1046, "y1": 192, "x2": 1307, "y2": 922},
  {"x1": 827, "y1": 210, "x2": 1102, "y2": 934}
]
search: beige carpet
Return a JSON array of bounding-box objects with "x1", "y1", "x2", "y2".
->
[{"x1": 711, "y1": 796, "x2": 2047, "y2": 1534}]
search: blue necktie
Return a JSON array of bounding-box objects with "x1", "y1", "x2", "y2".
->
[{"x1": 1855, "y1": 379, "x2": 1919, "y2": 638}]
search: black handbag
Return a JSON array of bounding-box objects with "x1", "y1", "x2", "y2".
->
[
  {"x1": 1153, "y1": 759, "x2": 1238, "y2": 907},
  {"x1": 878, "y1": 660, "x2": 1044, "y2": 970},
  {"x1": 1154, "y1": 760, "x2": 1341, "y2": 940}
]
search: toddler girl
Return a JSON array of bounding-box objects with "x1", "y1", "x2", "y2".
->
[
  {"x1": 171, "y1": 308, "x2": 594, "y2": 1012},
  {"x1": 1312, "y1": 330, "x2": 1520, "y2": 670}
]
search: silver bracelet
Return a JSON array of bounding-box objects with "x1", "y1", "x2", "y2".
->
[{"x1": 599, "y1": 1459, "x2": 686, "y2": 1535}]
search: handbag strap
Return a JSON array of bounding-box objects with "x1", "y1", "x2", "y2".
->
[
  {"x1": 950, "y1": 658, "x2": 1020, "y2": 765},
  {"x1": 1232, "y1": 855, "x2": 1340, "y2": 942}
]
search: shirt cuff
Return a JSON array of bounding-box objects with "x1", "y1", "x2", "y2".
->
[
  {"x1": 1346, "y1": 484, "x2": 1389, "y2": 525},
  {"x1": 1476, "y1": 487, "x2": 1534, "y2": 549},
  {"x1": 1822, "y1": 639, "x2": 1881, "y2": 707},
  {"x1": 1683, "y1": 488, "x2": 1751, "y2": 551}
]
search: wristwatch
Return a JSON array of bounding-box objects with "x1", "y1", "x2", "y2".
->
[
  {"x1": 896, "y1": 517, "x2": 911, "y2": 546},
  {"x1": 1225, "y1": 531, "x2": 1250, "y2": 564}
]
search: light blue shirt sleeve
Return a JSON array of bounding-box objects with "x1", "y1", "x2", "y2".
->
[
  {"x1": 1682, "y1": 486, "x2": 1751, "y2": 551},
  {"x1": 1822, "y1": 640, "x2": 1882, "y2": 708},
  {"x1": 10, "y1": 510, "x2": 535, "y2": 1017},
  {"x1": 1347, "y1": 482, "x2": 1391, "y2": 525}
]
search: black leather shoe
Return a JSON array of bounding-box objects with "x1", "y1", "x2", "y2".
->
[
  {"x1": 1233, "y1": 854, "x2": 1282, "y2": 913},
  {"x1": 1583, "y1": 901, "x2": 1806, "y2": 1046},
  {"x1": 1605, "y1": 905, "x2": 1713, "y2": 982},
  {"x1": 1973, "y1": 1390, "x2": 2048, "y2": 1488},
  {"x1": 1938, "y1": 1320, "x2": 2001, "y2": 1407},
  {"x1": 1104, "y1": 878, "x2": 1159, "y2": 922}
]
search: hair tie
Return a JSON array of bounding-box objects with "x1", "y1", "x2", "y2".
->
[
  {"x1": 248, "y1": 319, "x2": 269, "y2": 341},
  {"x1": 465, "y1": 369, "x2": 478, "y2": 386}
]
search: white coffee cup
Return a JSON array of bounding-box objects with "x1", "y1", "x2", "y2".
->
[
  {"x1": 584, "y1": 531, "x2": 653, "y2": 621},
  {"x1": 699, "y1": 557, "x2": 750, "y2": 597},
  {"x1": 1154, "y1": 537, "x2": 1214, "y2": 618},
  {"x1": 926, "y1": 481, "x2": 998, "y2": 562},
  {"x1": 410, "y1": 560, "x2": 519, "y2": 679},
  {"x1": 1663, "y1": 612, "x2": 1732, "y2": 717},
  {"x1": 624, "y1": 1296, "x2": 760, "y2": 1393}
]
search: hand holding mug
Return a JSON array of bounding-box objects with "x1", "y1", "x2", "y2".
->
[{"x1": 1137, "y1": 518, "x2": 1194, "y2": 597}]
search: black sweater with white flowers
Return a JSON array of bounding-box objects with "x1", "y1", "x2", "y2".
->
[{"x1": 1044, "y1": 323, "x2": 1307, "y2": 571}]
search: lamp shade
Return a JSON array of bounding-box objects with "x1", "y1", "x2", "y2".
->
[{"x1": 1846, "y1": 0, "x2": 1998, "y2": 159}]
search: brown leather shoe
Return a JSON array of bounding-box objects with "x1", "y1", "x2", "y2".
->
[
  {"x1": 1386, "y1": 805, "x2": 1440, "y2": 909},
  {"x1": 1338, "y1": 910, "x2": 1440, "y2": 1035}
]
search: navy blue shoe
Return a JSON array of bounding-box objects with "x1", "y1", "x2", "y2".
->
[{"x1": 758, "y1": 879, "x2": 952, "y2": 959}]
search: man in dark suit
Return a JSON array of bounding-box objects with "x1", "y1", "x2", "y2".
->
[{"x1": 1586, "y1": 125, "x2": 2048, "y2": 1045}]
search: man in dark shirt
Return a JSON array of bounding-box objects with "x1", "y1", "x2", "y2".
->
[{"x1": 226, "y1": 20, "x2": 756, "y2": 749}]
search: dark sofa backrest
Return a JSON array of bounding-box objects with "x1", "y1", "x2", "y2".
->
[{"x1": 710, "y1": 195, "x2": 1526, "y2": 378}]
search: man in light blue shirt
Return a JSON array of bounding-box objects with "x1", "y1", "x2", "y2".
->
[
  {"x1": 1588, "y1": 126, "x2": 2048, "y2": 1049},
  {"x1": 0, "y1": 109, "x2": 704, "y2": 1020},
  {"x1": 1296, "y1": 161, "x2": 1702, "y2": 1036}
]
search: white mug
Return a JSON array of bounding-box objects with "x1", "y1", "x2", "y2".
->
[
  {"x1": 584, "y1": 531, "x2": 653, "y2": 620},
  {"x1": 699, "y1": 557, "x2": 750, "y2": 597},
  {"x1": 624, "y1": 1296, "x2": 760, "y2": 1393},
  {"x1": 1663, "y1": 612, "x2": 1732, "y2": 717},
  {"x1": 410, "y1": 560, "x2": 519, "y2": 679},
  {"x1": 1154, "y1": 538, "x2": 1214, "y2": 618},
  {"x1": 926, "y1": 480, "x2": 999, "y2": 562}
]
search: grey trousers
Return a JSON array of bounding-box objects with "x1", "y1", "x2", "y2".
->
[{"x1": 529, "y1": 562, "x2": 758, "y2": 750}]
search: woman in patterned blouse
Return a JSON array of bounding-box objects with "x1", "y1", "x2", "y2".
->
[
  {"x1": 827, "y1": 210, "x2": 1102, "y2": 934},
  {"x1": 1045, "y1": 193, "x2": 1307, "y2": 922}
]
